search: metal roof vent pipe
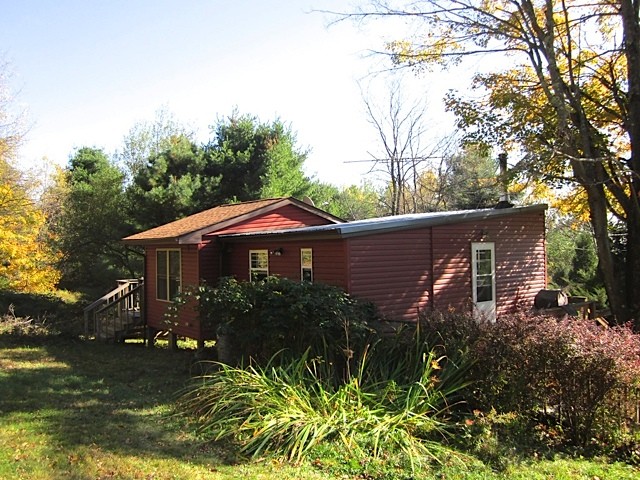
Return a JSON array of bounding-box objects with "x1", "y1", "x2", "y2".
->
[{"x1": 495, "y1": 152, "x2": 515, "y2": 209}]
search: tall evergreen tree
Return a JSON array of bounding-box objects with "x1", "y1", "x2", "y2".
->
[
  {"x1": 55, "y1": 148, "x2": 139, "y2": 295},
  {"x1": 207, "y1": 113, "x2": 315, "y2": 202},
  {"x1": 441, "y1": 145, "x2": 503, "y2": 210},
  {"x1": 127, "y1": 112, "x2": 319, "y2": 231},
  {"x1": 127, "y1": 135, "x2": 212, "y2": 230}
]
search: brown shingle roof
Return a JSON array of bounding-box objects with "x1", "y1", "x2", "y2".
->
[{"x1": 123, "y1": 198, "x2": 285, "y2": 244}]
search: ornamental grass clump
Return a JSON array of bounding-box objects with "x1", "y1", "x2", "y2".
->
[{"x1": 177, "y1": 341, "x2": 469, "y2": 469}]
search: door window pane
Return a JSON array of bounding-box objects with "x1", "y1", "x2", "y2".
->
[
  {"x1": 475, "y1": 248, "x2": 494, "y2": 302},
  {"x1": 476, "y1": 278, "x2": 493, "y2": 302},
  {"x1": 476, "y1": 251, "x2": 492, "y2": 275}
]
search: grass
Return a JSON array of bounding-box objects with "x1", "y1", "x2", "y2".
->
[
  {"x1": 0, "y1": 330, "x2": 639, "y2": 479},
  {"x1": 0, "y1": 335, "x2": 328, "y2": 479}
]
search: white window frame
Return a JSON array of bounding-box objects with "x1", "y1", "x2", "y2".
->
[
  {"x1": 300, "y1": 248, "x2": 313, "y2": 282},
  {"x1": 249, "y1": 250, "x2": 269, "y2": 281},
  {"x1": 471, "y1": 242, "x2": 496, "y2": 322},
  {"x1": 156, "y1": 248, "x2": 181, "y2": 302}
]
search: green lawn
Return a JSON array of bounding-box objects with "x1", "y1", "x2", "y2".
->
[
  {"x1": 0, "y1": 338, "x2": 330, "y2": 479},
  {"x1": 0, "y1": 335, "x2": 638, "y2": 479}
]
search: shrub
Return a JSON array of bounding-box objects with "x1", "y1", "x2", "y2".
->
[
  {"x1": 415, "y1": 309, "x2": 484, "y2": 361},
  {"x1": 481, "y1": 314, "x2": 640, "y2": 446},
  {"x1": 418, "y1": 309, "x2": 640, "y2": 449},
  {"x1": 0, "y1": 290, "x2": 84, "y2": 339},
  {"x1": 167, "y1": 277, "x2": 377, "y2": 367}
]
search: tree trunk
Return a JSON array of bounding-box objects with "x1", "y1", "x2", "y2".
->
[
  {"x1": 573, "y1": 160, "x2": 629, "y2": 322},
  {"x1": 620, "y1": 0, "x2": 640, "y2": 323},
  {"x1": 626, "y1": 208, "x2": 640, "y2": 324}
]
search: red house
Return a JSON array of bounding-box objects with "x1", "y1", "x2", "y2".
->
[{"x1": 121, "y1": 197, "x2": 547, "y2": 345}]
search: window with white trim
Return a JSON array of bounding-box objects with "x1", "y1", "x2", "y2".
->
[
  {"x1": 249, "y1": 250, "x2": 269, "y2": 281},
  {"x1": 301, "y1": 248, "x2": 313, "y2": 282},
  {"x1": 156, "y1": 249, "x2": 181, "y2": 301}
]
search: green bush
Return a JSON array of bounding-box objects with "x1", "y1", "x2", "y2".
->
[
  {"x1": 168, "y1": 277, "x2": 377, "y2": 367},
  {"x1": 175, "y1": 294, "x2": 640, "y2": 461}
]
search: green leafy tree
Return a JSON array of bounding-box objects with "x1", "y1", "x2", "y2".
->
[
  {"x1": 344, "y1": 0, "x2": 640, "y2": 322},
  {"x1": 115, "y1": 107, "x2": 194, "y2": 181},
  {"x1": 325, "y1": 182, "x2": 385, "y2": 220},
  {"x1": 568, "y1": 233, "x2": 599, "y2": 292},
  {"x1": 55, "y1": 148, "x2": 139, "y2": 295},
  {"x1": 547, "y1": 222, "x2": 606, "y2": 304},
  {"x1": 256, "y1": 123, "x2": 314, "y2": 199}
]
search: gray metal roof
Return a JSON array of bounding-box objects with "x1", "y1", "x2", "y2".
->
[{"x1": 218, "y1": 204, "x2": 547, "y2": 240}]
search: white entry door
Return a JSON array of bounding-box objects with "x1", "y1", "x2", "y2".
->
[{"x1": 471, "y1": 242, "x2": 496, "y2": 322}]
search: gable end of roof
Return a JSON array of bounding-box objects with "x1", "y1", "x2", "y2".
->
[{"x1": 122, "y1": 197, "x2": 344, "y2": 245}]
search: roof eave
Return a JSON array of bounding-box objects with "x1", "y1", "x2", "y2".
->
[
  {"x1": 341, "y1": 204, "x2": 548, "y2": 237},
  {"x1": 121, "y1": 236, "x2": 183, "y2": 246},
  {"x1": 284, "y1": 197, "x2": 346, "y2": 224},
  {"x1": 216, "y1": 204, "x2": 548, "y2": 241},
  {"x1": 219, "y1": 229, "x2": 343, "y2": 242}
]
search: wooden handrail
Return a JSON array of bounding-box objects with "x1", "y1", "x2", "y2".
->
[
  {"x1": 95, "y1": 284, "x2": 142, "y2": 315},
  {"x1": 83, "y1": 279, "x2": 141, "y2": 313},
  {"x1": 84, "y1": 279, "x2": 144, "y2": 338}
]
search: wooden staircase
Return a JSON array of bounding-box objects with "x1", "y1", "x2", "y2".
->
[{"x1": 84, "y1": 279, "x2": 144, "y2": 341}]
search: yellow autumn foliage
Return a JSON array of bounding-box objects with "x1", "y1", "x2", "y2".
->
[
  {"x1": 0, "y1": 61, "x2": 61, "y2": 293},
  {"x1": 0, "y1": 160, "x2": 60, "y2": 293}
]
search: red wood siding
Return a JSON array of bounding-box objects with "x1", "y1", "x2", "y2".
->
[
  {"x1": 211, "y1": 204, "x2": 335, "y2": 235},
  {"x1": 493, "y1": 212, "x2": 547, "y2": 315},
  {"x1": 145, "y1": 246, "x2": 161, "y2": 329},
  {"x1": 432, "y1": 211, "x2": 546, "y2": 316},
  {"x1": 144, "y1": 203, "x2": 340, "y2": 341},
  {"x1": 222, "y1": 239, "x2": 348, "y2": 288},
  {"x1": 146, "y1": 244, "x2": 206, "y2": 338},
  {"x1": 347, "y1": 229, "x2": 432, "y2": 322},
  {"x1": 431, "y1": 225, "x2": 475, "y2": 314},
  {"x1": 142, "y1": 208, "x2": 545, "y2": 339},
  {"x1": 198, "y1": 241, "x2": 220, "y2": 285}
]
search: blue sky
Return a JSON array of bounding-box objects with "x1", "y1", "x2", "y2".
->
[{"x1": 1, "y1": 0, "x2": 459, "y2": 186}]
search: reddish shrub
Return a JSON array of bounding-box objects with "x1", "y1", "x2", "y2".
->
[{"x1": 419, "y1": 310, "x2": 640, "y2": 447}]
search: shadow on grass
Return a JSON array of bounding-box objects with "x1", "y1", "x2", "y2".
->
[{"x1": 0, "y1": 337, "x2": 232, "y2": 468}]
